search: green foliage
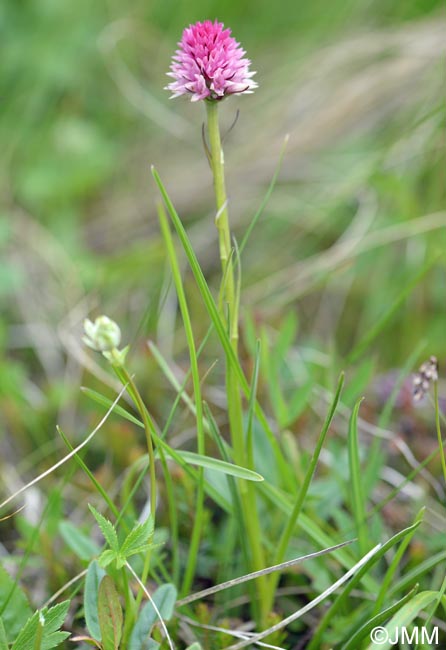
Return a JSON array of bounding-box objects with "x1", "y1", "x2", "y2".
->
[
  {"x1": 0, "y1": 618, "x2": 7, "y2": 650},
  {"x1": 365, "y1": 591, "x2": 446, "y2": 650},
  {"x1": 89, "y1": 505, "x2": 154, "y2": 570},
  {"x1": 97, "y1": 577, "x2": 123, "y2": 650},
  {"x1": 0, "y1": 565, "x2": 32, "y2": 641},
  {"x1": 59, "y1": 521, "x2": 101, "y2": 561},
  {"x1": 11, "y1": 601, "x2": 70, "y2": 650},
  {"x1": 84, "y1": 561, "x2": 107, "y2": 641},
  {"x1": 348, "y1": 397, "x2": 368, "y2": 556},
  {"x1": 129, "y1": 584, "x2": 177, "y2": 650}
]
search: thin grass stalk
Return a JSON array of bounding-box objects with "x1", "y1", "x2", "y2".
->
[
  {"x1": 264, "y1": 373, "x2": 344, "y2": 612},
  {"x1": 158, "y1": 202, "x2": 206, "y2": 597},
  {"x1": 348, "y1": 397, "x2": 368, "y2": 556},
  {"x1": 434, "y1": 381, "x2": 446, "y2": 488},
  {"x1": 112, "y1": 364, "x2": 157, "y2": 611},
  {"x1": 151, "y1": 165, "x2": 291, "y2": 486}
]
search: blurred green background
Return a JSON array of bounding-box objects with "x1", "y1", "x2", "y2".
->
[{"x1": 1, "y1": 0, "x2": 445, "y2": 454}]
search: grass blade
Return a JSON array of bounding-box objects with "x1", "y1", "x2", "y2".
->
[
  {"x1": 340, "y1": 585, "x2": 419, "y2": 650},
  {"x1": 224, "y1": 544, "x2": 382, "y2": 650},
  {"x1": 307, "y1": 521, "x2": 422, "y2": 650},
  {"x1": 239, "y1": 134, "x2": 289, "y2": 255},
  {"x1": 348, "y1": 397, "x2": 368, "y2": 556},
  {"x1": 372, "y1": 507, "x2": 425, "y2": 615},
  {"x1": 169, "y1": 450, "x2": 264, "y2": 482},
  {"x1": 265, "y1": 372, "x2": 344, "y2": 609},
  {"x1": 365, "y1": 590, "x2": 443, "y2": 650},
  {"x1": 151, "y1": 166, "x2": 291, "y2": 487},
  {"x1": 177, "y1": 539, "x2": 354, "y2": 606}
]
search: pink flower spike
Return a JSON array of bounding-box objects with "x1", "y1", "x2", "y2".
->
[{"x1": 166, "y1": 20, "x2": 257, "y2": 102}]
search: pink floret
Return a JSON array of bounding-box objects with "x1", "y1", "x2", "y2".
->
[{"x1": 166, "y1": 20, "x2": 257, "y2": 102}]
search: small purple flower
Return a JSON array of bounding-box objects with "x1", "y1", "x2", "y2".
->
[{"x1": 166, "y1": 20, "x2": 257, "y2": 102}]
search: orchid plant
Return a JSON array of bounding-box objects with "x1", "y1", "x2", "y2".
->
[{"x1": 1, "y1": 15, "x2": 444, "y2": 650}]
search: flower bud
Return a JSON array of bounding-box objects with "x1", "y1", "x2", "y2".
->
[{"x1": 83, "y1": 316, "x2": 121, "y2": 352}]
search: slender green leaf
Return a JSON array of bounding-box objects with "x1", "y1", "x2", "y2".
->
[
  {"x1": 373, "y1": 508, "x2": 424, "y2": 615},
  {"x1": 57, "y1": 426, "x2": 120, "y2": 520},
  {"x1": 88, "y1": 505, "x2": 119, "y2": 552},
  {"x1": 81, "y1": 387, "x2": 143, "y2": 429},
  {"x1": 246, "y1": 340, "x2": 261, "y2": 470},
  {"x1": 59, "y1": 521, "x2": 101, "y2": 561},
  {"x1": 389, "y1": 550, "x2": 446, "y2": 596},
  {"x1": 348, "y1": 397, "x2": 368, "y2": 556},
  {"x1": 81, "y1": 388, "x2": 233, "y2": 513},
  {"x1": 424, "y1": 574, "x2": 446, "y2": 631},
  {"x1": 129, "y1": 584, "x2": 177, "y2": 650},
  {"x1": 365, "y1": 591, "x2": 443, "y2": 650},
  {"x1": 239, "y1": 134, "x2": 289, "y2": 255},
  {"x1": 307, "y1": 521, "x2": 422, "y2": 650},
  {"x1": 156, "y1": 203, "x2": 207, "y2": 599},
  {"x1": 167, "y1": 449, "x2": 263, "y2": 481},
  {"x1": 98, "y1": 576, "x2": 123, "y2": 650},
  {"x1": 259, "y1": 480, "x2": 377, "y2": 591},
  {"x1": 84, "y1": 561, "x2": 106, "y2": 641},
  {"x1": 152, "y1": 166, "x2": 290, "y2": 485},
  {"x1": 270, "y1": 373, "x2": 344, "y2": 590},
  {"x1": 340, "y1": 585, "x2": 419, "y2": 650}
]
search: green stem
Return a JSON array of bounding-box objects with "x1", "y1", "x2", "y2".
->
[
  {"x1": 158, "y1": 202, "x2": 205, "y2": 597},
  {"x1": 206, "y1": 101, "x2": 238, "y2": 341},
  {"x1": 206, "y1": 100, "x2": 268, "y2": 626},
  {"x1": 434, "y1": 381, "x2": 446, "y2": 488},
  {"x1": 121, "y1": 567, "x2": 136, "y2": 647},
  {"x1": 112, "y1": 361, "x2": 157, "y2": 610}
]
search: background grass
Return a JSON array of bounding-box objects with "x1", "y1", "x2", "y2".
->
[{"x1": 1, "y1": 0, "x2": 446, "y2": 647}]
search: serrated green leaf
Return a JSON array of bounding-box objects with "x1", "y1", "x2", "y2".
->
[
  {"x1": 42, "y1": 632, "x2": 71, "y2": 650},
  {"x1": 59, "y1": 521, "x2": 101, "y2": 561},
  {"x1": 98, "y1": 550, "x2": 117, "y2": 568},
  {"x1": 41, "y1": 601, "x2": 70, "y2": 633},
  {"x1": 88, "y1": 505, "x2": 119, "y2": 552},
  {"x1": 84, "y1": 562, "x2": 106, "y2": 641},
  {"x1": 11, "y1": 611, "x2": 39, "y2": 650},
  {"x1": 186, "y1": 644, "x2": 203, "y2": 650},
  {"x1": 11, "y1": 601, "x2": 70, "y2": 650},
  {"x1": 129, "y1": 584, "x2": 177, "y2": 650},
  {"x1": 116, "y1": 546, "x2": 152, "y2": 569},
  {"x1": 98, "y1": 576, "x2": 123, "y2": 650},
  {"x1": 0, "y1": 565, "x2": 32, "y2": 641},
  {"x1": 120, "y1": 517, "x2": 154, "y2": 559}
]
